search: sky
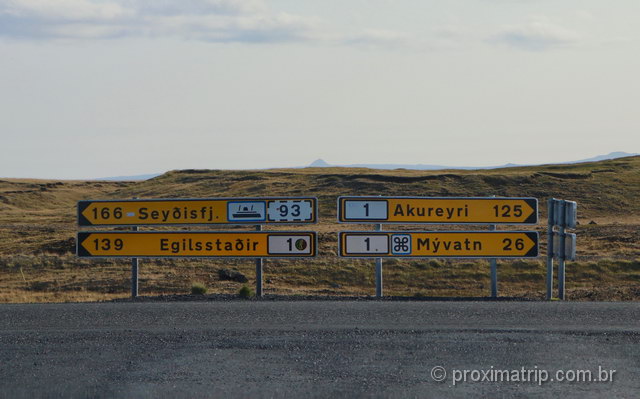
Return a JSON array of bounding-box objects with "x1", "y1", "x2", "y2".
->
[{"x1": 1, "y1": 0, "x2": 639, "y2": 179}]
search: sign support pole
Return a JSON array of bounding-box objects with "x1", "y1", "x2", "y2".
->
[
  {"x1": 546, "y1": 199, "x2": 554, "y2": 300},
  {"x1": 131, "y1": 225, "x2": 139, "y2": 298},
  {"x1": 558, "y1": 224, "x2": 566, "y2": 300},
  {"x1": 375, "y1": 223, "x2": 383, "y2": 298},
  {"x1": 255, "y1": 225, "x2": 264, "y2": 297},
  {"x1": 490, "y1": 224, "x2": 498, "y2": 298}
]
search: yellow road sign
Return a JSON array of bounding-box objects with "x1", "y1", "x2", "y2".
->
[
  {"x1": 77, "y1": 231, "x2": 317, "y2": 258},
  {"x1": 78, "y1": 197, "x2": 317, "y2": 226},
  {"x1": 339, "y1": 231, "x2": 538, "y2": 258},
  {"x1": 338, "y1": 197, "x2": 538, "y2": 224}
]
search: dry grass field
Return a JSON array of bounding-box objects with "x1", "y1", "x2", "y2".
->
[{"x1": 1, "y1": 156, "x2": 639, "y2": 302}]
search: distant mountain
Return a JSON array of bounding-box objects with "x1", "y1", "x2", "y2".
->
[
  {"x1": 306, "y1": 152, "x2": 639, "y2": 171},
  {"x1": 570, "y1": 152, "x2": 639, "y2": 163},
  {"x1": 309, "y1": 159, "x2": 331, "y2": 167}
]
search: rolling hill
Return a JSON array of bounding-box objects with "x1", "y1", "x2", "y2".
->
[{"x1": 0, "y1": 156, "x2": 638, "y2": 302}]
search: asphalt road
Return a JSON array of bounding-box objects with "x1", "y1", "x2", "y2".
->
[{"x1": 0, "y1": 301, "x2": 638, "y2": 398}]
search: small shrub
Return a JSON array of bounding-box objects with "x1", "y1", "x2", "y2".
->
[
  {"x1": 191, "y1": 282, "x2": 207, "y2": 295},
  {"x1": 238, "y1": 285, "x2": 254, "y2": 298}
]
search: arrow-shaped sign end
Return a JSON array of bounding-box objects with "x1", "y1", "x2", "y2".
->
[
  {"x1": 76, "y1": 232, "x2": 93, "y2": 257},
  {"x1": 523, "y1": 199, "x2": 538, "y2": 224},
  {"x1": 524, "y1": 232, "x2": 539, "y2": 257},
  {"x1": 78, "y1": 201, "x2": 95, "y2": 227}
]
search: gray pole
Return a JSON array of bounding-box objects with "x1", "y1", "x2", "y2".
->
[
  {"x1": 375, "y1": 223, "x2": 383, "y2": 298},
  {"x1": 489, "y1": 224, "x2": 497, "y2": 298},
  {"x1": 546, "y1": 199, "x2": 554, "y2": 300},
  {"x1": 131, "y1": 225, "x2": 139, "y2": 298},
  {"x1": 255, "y1": 224, "x2": 263, "y2": 297},
  {"x1": 558, "y1": 224, "x2": 566, "y2": 300}
]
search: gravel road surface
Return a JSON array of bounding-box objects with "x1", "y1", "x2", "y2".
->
[{"x1": 0, "y1": 301, "x2": 638, "y2": 398}]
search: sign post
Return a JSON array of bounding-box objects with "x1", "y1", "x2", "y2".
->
[
  {"x1": 489, "y1": 224, "x2": 498, "y2": 298},
  {"x1": 547, "y1": 198, "x2": 578, "y2": 300},
  {"x1": 558, "y1": 222, "x2": 567, "y2": 301},
  {"x1": 255, "y1": 225, "x2": 264, "y2": 297},
  {"x1": 546, "y1": 199, "x2": 555, "y2": 300},
  {"x1": 375, "y1": 224, "x2": 383, "y2": 298},
  {"x1": 131, "y1": 226, "x2": 139, "y2": 298}
]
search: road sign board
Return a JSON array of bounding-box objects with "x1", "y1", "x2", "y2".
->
[
  {"x1": 551, "y1": 199, "x2": 577, "y2": 229},
  {"x1": 78, "y1": 197, "x2": 317, "y2": 226},
  {"x1": 339, "y1": 231, "x2": 539, "y2": 258},
  {"x1": 337, "y1": 197, "x2": 538, "y2": 225},
  {"x1": 553, "y1": 232, "x2": 577, "y2": 261},
  {"x1": 77, "y1": 231, "x2": 317, "y2": 258}
]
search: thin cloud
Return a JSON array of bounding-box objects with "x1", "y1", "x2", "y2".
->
[
  {"x1": 490, "y1": 17, "x2": 582, "y2": 51},
  {"x1": 342, "y1": 29, "x2": 414, "y2": 49},
  {"x1": 0, "y1": 0, "x2": 403, "y2": 47}
]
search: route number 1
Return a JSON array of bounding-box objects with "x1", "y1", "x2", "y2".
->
[
  {"x1": 344, "y1": 201, "x2": 387, "y2": 220},
  {"x1": 344, "y1": 235, "x2": 389, "y2": 254}
]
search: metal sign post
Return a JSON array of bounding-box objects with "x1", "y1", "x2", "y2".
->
[
  {"x1": 375, "y1": 224, "x2": 383, "y2": 298},
  {"x1": 546, "y1": 199, "x2": 555, "y2": 300},
  {"x1": 488, "y1": 195, "x2": 497, "y2": 298},
  {"x1": 131, "y1": 225, "x2": 139, "y2": 298},
  {"x1": 558, "y1": 224, "x2": 566, "y2": 300},
  {"x1": 547, "y1": 198, "x2": 578, "y2": 301},
  {"x1": 255, "y1": 225, "x2": 264, "y2": 297},
  {"x1": 489, "y1": 224, "x2": 498, "y2": 298}
]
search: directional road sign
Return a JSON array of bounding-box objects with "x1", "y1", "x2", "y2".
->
[
  {"x1": 77, "y1": 231, "x2": 317, "y2": 258},
  {"x1": 339, "y1": 231, "x2": 539, "y2": 258},
  {"x1": 338, "y1": 197, "x2": 538, "y2": 224},
  {"x1": 78, "y1": 197, "x2": 317, "y2": 226}
]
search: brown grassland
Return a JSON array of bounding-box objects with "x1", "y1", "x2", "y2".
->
[{"x1": 1, "y1": 156, "x2": 639, "y2": 302}]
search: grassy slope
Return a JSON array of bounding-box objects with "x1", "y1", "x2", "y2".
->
[
  {"x1": 0, "y1": 156, "x2": 639, "y2": 302},
  {"x1": 116, "y1": 156, "x2": 640, "y2": 219}
]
